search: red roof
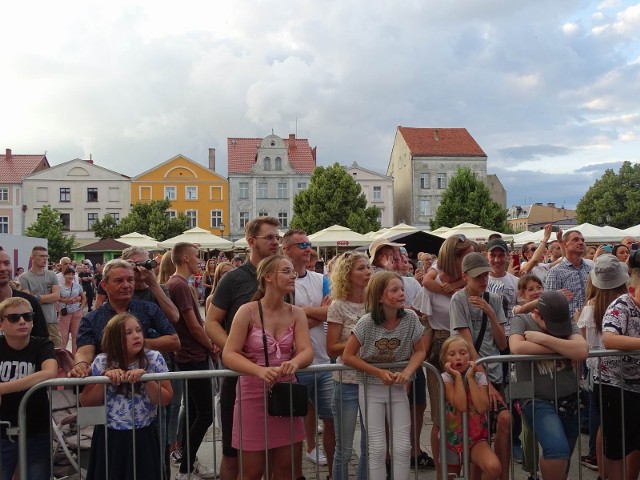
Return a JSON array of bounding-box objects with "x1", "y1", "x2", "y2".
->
[
  {"x1": 0, "y1": 149, "x2": 49, "y2": 183},
  {"x1": 227, "y1": 134, "x2": 316, "y2": 174},
  {"x1": 398, "y1": 127, "x2": 486, "y2": 157}
]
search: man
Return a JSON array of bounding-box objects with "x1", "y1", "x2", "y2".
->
[
  {"x1": 622, "y1": 235, "x2": 637, "y2": 251},
  {"x1": 547, "y1": 239, "x2": 563, "y2": 263},
  {"x1": 485, "y1": 239, "x2": 519, "y2": 333},
  {"x1": 545, "y1": 230, "x2": 591, "y2": 316},
  {"x1": 231, "y1": 255, "x2": 243, "y2": 268},
  {"x1": 283, "y1": 230, "x2": 335, "y2": 472},
  {"x1": 18, "y1": 246, "x2": 61, "y2": 346},
  {"x1": 56, "y1": 257, "x2": 74, "y2": 284},
  {"x1": 77, "y1": 263, "x2": 95, "y2": 312},
  {"x1": 205, "y1": 216, "x2": 280, "y2": 480},
  {"x1": 69, "y1": 259, "x2": 179, "y2": 378},
  {"x1": 0, "y1": 248, "x2": 48, "y2": 338},
  {"x1": 167, "y1": 243, "x2": 217, "y2": 480}
]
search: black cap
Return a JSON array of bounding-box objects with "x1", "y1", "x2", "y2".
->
[
  {"x1": 536, "y1": 291, "x2": 573, "y2": 338},
  {"x1": 486, "y1": 239, "x2": 509, "y2": 253}
]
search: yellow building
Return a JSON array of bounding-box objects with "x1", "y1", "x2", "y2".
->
[{"x1": 131, "y1": 151, "x2": 229, "y2": 237}]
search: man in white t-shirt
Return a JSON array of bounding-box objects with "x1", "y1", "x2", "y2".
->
[
  {"x1": 283, "y1": 230, "x2": 335, "y2": 472},
  {"x1": 485, "y1": 239, "x2": 519, "y2": 334}
]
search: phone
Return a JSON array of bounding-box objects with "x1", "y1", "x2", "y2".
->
[
  {"x1": 551, "y1": 225, "x2": 560, "y2": 232},
  {"x1": 315, "y1": 261, "x2": 325, "y2": 274},
  {"x1": 417, "y1": 260, "x2": 424, "y2": 270},
  {"x1": 603, "y1": 245, "x2": 613, "y2": 253},
  {"x1": 512, "y1": 253, "x2": 520, "y2": 268},
  {"x1": 632, "y1": 243, "x2": 638, "y2": 251}
]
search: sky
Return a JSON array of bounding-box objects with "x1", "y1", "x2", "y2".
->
[{"x1": 2, "y1": 0, "x2": 640, "y2": 210}]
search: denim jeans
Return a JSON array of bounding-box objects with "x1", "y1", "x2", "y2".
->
[
  {"x1": 332, "y1": 381, "x2": 366, "y2": 480},
  {"x1": 1, "y1": 433, "x2": 51, "y2": 480},
  {"x1": 522, "y1": 398, "x2": 579, "y2": 461}
]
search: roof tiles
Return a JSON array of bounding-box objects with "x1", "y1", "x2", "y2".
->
[
  {"x1": 0, "y1": 152, "x2": 49, "y2": 183},
  {"x1": 227, "y1": 135, "x2": 316, "y2": 174},
  {"x1": 398, "y1": 127, "x2": 486, "y2": 157}
]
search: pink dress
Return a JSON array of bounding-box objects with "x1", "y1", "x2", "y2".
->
[{"x1": 232, "y1": 309, "x2": 305, "y2": 451}]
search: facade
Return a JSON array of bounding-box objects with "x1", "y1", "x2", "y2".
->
[
  {"x1": 387, "y1": 127, "x2": 494, "y2": 229},
  {"x1": 131, "y1": 151, "x2": 229, "y2": 237},
  {"x1": 507, "y1": 203, "x2": 577, "y2": 232},
  {"x1": 0, "y1": 149, "x2": 50, "y2": 235},
  {"x1": 227, "y1": 133, "x2": 316, "y2": 239},
  {"x1": 486, "y1": 174, "x2": 507, "y2": 209},
  {"x1": 343, "y1": 162, "x2": 394, "y2": 228},
  {"x1": 22, "y1": 159, "x2": 130, "y2": 243}
]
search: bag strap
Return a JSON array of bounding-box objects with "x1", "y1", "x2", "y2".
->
[
  {"x1": 258, "y1": 300, "x2": 269, "y2": 368},
  {"x1": 474, "y1": 291, "x2": 490, "y2": 353}
]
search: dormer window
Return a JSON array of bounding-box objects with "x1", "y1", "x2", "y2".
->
[
  {"x1": 275, "y1": 157, "x2": 282, "y2": 170},
  {"x1": 264, "y1": 157, "x2": 271, "y2": 171}
]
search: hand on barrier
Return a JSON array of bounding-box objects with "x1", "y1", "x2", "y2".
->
[
  {"x1": 378, "y1": 369, "x2": 397, "y2": 385},
  {"x1": 69, "y1": 361, "x2": 91, "y2": 378}
]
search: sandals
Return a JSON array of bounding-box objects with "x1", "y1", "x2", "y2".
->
[{"x1": 410, "y1": 451, "x2": 436, "y2": 469}]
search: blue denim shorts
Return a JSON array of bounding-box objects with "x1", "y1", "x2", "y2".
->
[
  {"x1": 296, "y1": 370, "x2": 334, "y2": 419},
  {"x1": 521, "y1": 397, "x2": 579, "y2": 461}
]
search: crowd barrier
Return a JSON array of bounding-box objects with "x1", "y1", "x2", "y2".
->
[{"x1": 9, "y1": 351, "x2": 632, "y2": 479}]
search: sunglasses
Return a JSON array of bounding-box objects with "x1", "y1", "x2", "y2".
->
[
  {"x1": 2, "y1": 312, "x2": 34, "y2": 323},
  {"x1": 290, "y1": 242, "x2": 312, "y2": 250}
]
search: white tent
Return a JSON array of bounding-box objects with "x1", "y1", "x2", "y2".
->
[
  {"x1": 511, "y1": 230, "x2": 546, "y2": 246},
  {"x1": 566, "y1": 223, "x2": 626, "y2": 244},
  {"x1": 438, "y1": 223, "x2": 513, "y2": 242},
  {"x1": 624, "y1": 224, "x2": 640, "y2": 238},
  {"x1": 429, "y1": 226, "x2": 451, "y2": 235},
  {"x1": 308, "y1": 225, "x2": 372, "y2": 247},
  {"x1": 157, "y1": 227, "x2": 235, "y2": 250},
  {"x1": 374, "y1": 223, "x2": 418, "y2": 239},
  {"x1": 116, "y1": 232, "x2": 159, "y2": 250}
]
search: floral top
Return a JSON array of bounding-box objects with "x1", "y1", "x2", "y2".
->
[
  {"x1": 90, "y1": 349, "x2": 168, "y2": 430},
  {"x1": 327, "y1": 299, "x2": 366, "y2": 384}
]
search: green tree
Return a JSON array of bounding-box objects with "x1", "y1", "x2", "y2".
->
[
  {"x1": 24, "y1": 205, "x2": 77, "y2": 261},
  {"x1": 117, "y1": 199, "x2": 190, "y2": 241},
  {"x1": 290, "y1": 163, "x2": 381, "y2": 234},
  {"x1": 431, "y1": 166, "x2": 510, "y2": 232},
  {"x1": 576, "y1": 161, "x2": 640, "y2": 228},
  {"x1": 91, "y1": 213, "x2": 121, "y2": 240}
]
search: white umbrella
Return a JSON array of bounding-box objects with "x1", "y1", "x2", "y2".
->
[
  {"x1": 157, "y1": 227, "x2": 235, "y2": 250},
  {"x1": 308, "y1": 225, "x2": 372, "y2": 247},
  {"x1": 440, "y1": 223, "x2": 513, "y2": 242},
  {"x1": 374, "y1": 223, "x2": 418, "y2": 239},
  {"x1": 624, "y1": 224, "x2": 640, "y2": 238},
  {"x1": 429, "y1": 226, "x2": 451, "y2": 235},
  {"x1": 116, "y1": 232, "x2": 159, "y2": 250}
]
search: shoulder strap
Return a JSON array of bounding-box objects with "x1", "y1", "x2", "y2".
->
[
  {"x1": 258, "y1": 300, "x2": 269, "y2": 367},
  {"x1": 474, "y1": 292, "x2": 490, "y2": 353}
]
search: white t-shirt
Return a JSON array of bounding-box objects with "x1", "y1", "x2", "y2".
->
[
  {"x1": 402, "y1": 276, "x2": 422, "y2": 307},
  {"x1": 412, "y1": 275, "x2": 452, "y2": 331},
  {"x1": 294, "y1": 270, "x2": 330, "y2": 364},
  {"x1": 487, "y1": 272, "x2": 519, "y2": 334}
]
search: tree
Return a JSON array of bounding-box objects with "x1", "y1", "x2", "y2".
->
[
  {"x1": 576, "y1": 161, "x2": 640, "y2": 228},
  {"x1": 431, "y1": 166, "x2": 510, "y2": 232},
  {"x1": 91, "y1": 213, "x2": 121, "y2": 240},
  {"x1": 290, "y1": 163, "x2": 381, "y2": 234},
  {"x1": 24, "y1": 205, "x2": 77, "y2": 262}
]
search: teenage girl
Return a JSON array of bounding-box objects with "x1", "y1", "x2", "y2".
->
[
  {"x1": 80, "y1": 313, "x2": 173, "y2": 480},
  {"x1": 440, "y1": 336, "x2": 501, "y2": 479}
]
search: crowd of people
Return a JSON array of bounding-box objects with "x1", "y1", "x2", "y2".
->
[{"x1": 1, "y1": 218, "x2": 640, "y2": 480}]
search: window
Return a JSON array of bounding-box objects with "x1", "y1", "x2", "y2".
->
[
  {"x1": 275, "y1": 157, "x2": 282, "y2": 170},
  {"x1": 185, "y1": 186, "x2": 198, "y2": 200},
  {"x1": 239, "y1": 182, "x2": 249, "y2": 199},
  {"x1": 420, "y1": 173, "x2": 430, "y2": 189},
  {"x1": 60, "y1": 188, "x2": 71, "y2": 202},
  {"x1": 37, "y1": 187, "x2": 48, "y2": 202},
  {"x1": 437, "y1": 173, "x2": 447, "y2": 189},
  {"x1": 210, "y1": 210, "x2": 223, "y2": 228},
  {"x1": 258, "y1": 209, "x2": 268, "y2": 217},
  {"x1": 0, "y1": 188, "x2": 8, "y2": 202},
  {"x1": 297, "y1": 182, "x2": 307, "y2": 191},
  {"x1": 60, "y1": 213, "x2": 70, "y2": 231},
  {"x1": 166, "y1": 210, "x2": 176, "y2": 220},
  {"x1": 239, "y1": 211, "x2": 249, "y2": 228},
  {"x1": 186, "y1": 210, "x2": 197, "y2": 228},
  {"x1": 87, "y1": 188, "x2": 98, "y2": 202},
  {"x1": 0, "y1": 217, "x2": 8, "y2": 233},
  {"x1": 277, "y1": 182, "x2": 287, "y2": 199},
  {"x1": 264, "y1": 157, "x2": 271, "y2": 171},
  {"x1": 87, "y1": 213, "x2": 98, "y2": 230},
  {"x1": 435, "y1": 196, "x2": 442, "y2": 211},
  {"x1": 107, "y1": 212, "x2": 119, "y2": 223},
  {"x1": 258, "y1": 182, "x2": 268, "y2": 198},
  {"x1": 372, "y1": 186, "x2": 382, "y2": 202},
  {"x1": 109, "y1": 187, "x2": 120, "y2": 202},
  {"x1": 278, "y1": 212, "x2": 288, "y2": 228},
  {"x1": 164, "y1": 186, "x2": 176, "y2": 201},
  {"x1": 420, "y1": 198, "x2": 431, "y2": 216}
]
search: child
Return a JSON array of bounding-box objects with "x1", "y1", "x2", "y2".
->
[
  {"x1": 343, "y1": 271, "x2": 426, "y2": 480},
  {"x1": 440, "y1": 336, "x2": 501, "y2": 479},
  {"x1": 80, "y1": 313, "x2": 172, "y2": 480},
  {"x1": 0, "y1": 297, "x2": 57, "y2": 480}
]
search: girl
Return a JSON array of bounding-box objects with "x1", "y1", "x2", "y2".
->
[
  {"x1": 440, "y1": 336, "x2": 501, "y2": 479},
  {"x1": 343, "y1": 271, "x2": 426, "y2": 480},
  {"x1": 58, "y1": 267, "x2": 85, "y2": 353},
  {"x1": 80, "y1": 313, "x2": 172, "y2": 480},
  {"x1": 612, "y1": 244, "x2": 630, "y2": 264},
  {"x1": 205, "y1": 261, "x2": 234, "y2": 314},
  {"x1": 202, "y1": 257, "x2": 217, "y2": 312}
]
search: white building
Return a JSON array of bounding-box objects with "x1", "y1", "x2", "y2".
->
[{"x1": 343, "y1": 162, "x2": 394, "y2": 228}]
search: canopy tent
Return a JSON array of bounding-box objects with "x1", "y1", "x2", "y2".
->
[
  {"x1": 384, "y1": 230, "x2": 446, "y2": 257},
  {"x1": 116, "y1": 232, "x2": 159, "y2": 250},
  {"x1": 511, "y1": 229, "x2": 547, "y2": 246},
  {"x1": 429, "y1": 226, "x2": 451, "y2": 235},
  {"x1": 373, "y1": 223, "x2": 418, "y2": 239},
  {"x1": 566, "y1": 223, "x2": 628, "y2": 244},
  {"x1": 437, "y1": 223, "x2": 513, "y2": 242},
  {"x1": 624, "y1": 224, "x2": 640, "y2": 238},
  {"x1": 365, "y1": 228, "x2": 388, "y2": 238},
  {"x1": 157, "y1": 227, "x2": 235, "y2": 250},
  {"x1": 600, "y1": 225, "x2": 627, "y2": 240},
  {"x1": 308, "y1": 225, "x2": 372, "y2": 247}
]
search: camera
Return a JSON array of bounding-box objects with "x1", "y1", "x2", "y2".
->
[
  {"x1": 135, "y1": 259, "x2": 158, "y2": 270},
  {"x1": 630, "y1": 251, "x2": 640, "y2": 269}
]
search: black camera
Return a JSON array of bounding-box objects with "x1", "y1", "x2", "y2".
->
[
  {"x1": 630, "y1": 251, "x2": 640, "y2": 270},
  {"x1": 135, "y1": 259, "x2": 158, "y2": 270}
]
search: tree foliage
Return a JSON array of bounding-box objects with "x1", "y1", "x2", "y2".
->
[
  {"x1": 431, "y1": 166, "x2": 510, "y2": 232},
  {"x1": 24, "y1": 205, "x2": 77, "y2": 261},
  {"x1": 290, "y1": 163, "x2": 381, "y2": 234},
  {"x1": 576, "y1": 161, "x2": 640, "y2": 228},
  {"x1": 91, "y1": 199, "x2": 191, "y2": 241}
]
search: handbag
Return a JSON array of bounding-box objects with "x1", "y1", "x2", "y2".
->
[
  {"x1": 258, "y1": 300, "x2": 308, "y2": 417},
  {"x1": 60, "y1": 307, "x2": 68, "y2": 316}
]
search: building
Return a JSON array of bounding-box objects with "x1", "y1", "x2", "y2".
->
[
  {"x1": 0, "y1": 148, "x2": 50, "y2": 234},
  {"x1": 227, "y1": 133, "x2": 316, "y2": 239},
  {"x1": 22, "y1": 158, "x2": 130, "y2": 243},
  {"x1": 342, "y1": 162, "x2": 394, "y2": 227},
  {"x1": 387, "y1": 127, "x2": 503, "y2": 228},
  {"x1": 507, "y1": 203, "x2": 577, "y2": 232},
  {"x1": 131, "y1": 151, "x2": 229, "y2": 236}
]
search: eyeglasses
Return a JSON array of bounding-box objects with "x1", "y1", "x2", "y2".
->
[
  {"x1": 456, "y1": 234, "x2": 467, "y2": 242},
  {"x1": 254, "y1": 235, "x2": 282, "y2": 243},
  {"x1": 2, "y1": 312, "x2": 34, "y2": 323},
  {"x1": 277, "y1": 269, "x2": 299, "y2": 278},
  {"x1": 288, "y1": 242, "x2": 312, "y2": 250}
]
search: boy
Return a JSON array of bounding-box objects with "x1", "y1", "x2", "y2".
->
[{"x1": 0, "y1": 297, "x2": 57, "y2": 479}]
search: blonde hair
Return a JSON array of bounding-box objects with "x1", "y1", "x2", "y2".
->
[
  {"x1": 438, "y1": 236, "x2": 474, "y2": 278},
  {"x1": 0, "y1": 297, "x2": 32, "y2": 317},
  {"x1": 157, "y1": 251, "x2": 175, "y2": 284},
  {"x1": 252, "y1": 255, "x2": 287, "y2": 301},
  {"x1": 212, "y1": 261, "x2": 233, "y2": 291},
  {"x1": 330, "y1": 252, "x2": 369, "y2": 301},
  {"x1": 439, "y1": 336, "x2": 471, "y2": 368}
]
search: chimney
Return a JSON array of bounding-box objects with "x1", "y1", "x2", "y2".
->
[
  {"x1": 208, "y1": 148, "x2": 216, "y2": 171},
  {"x1": 434, "y1": 129, "x2": 439, "y2": 141},
  {"x1": 85, "y1": 153, "x2": 93, "y2": 164},
  {"x1": 289, "y1": 133, "x2": 295, "y2": 143},
  {"x1": 547, "y1": 202, "x2": 555, "y2": 208},
  {"x1": 5, "y1": 148, "x2": 11, "y2": 159}
]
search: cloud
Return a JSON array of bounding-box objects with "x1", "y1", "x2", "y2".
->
[{"x1": 498, "y1": 145, "x2": 573, "y2": 161}]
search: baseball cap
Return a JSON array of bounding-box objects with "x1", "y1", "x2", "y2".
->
[
  {"x1": 368, "y1": 238, "x2": 405, "y2": 263},
  {"x1": 462, "y1": 252, "x2": 493, "y2": 277},
  {"x1": 536, "y1": 291, "x2": 573, "y2": 338},
  {"x1": 590, "y1": 254, "x2": 629, "y2": 290},
  {"x1": 486, "y1": 239, "x2": 509, "y2": 253}
]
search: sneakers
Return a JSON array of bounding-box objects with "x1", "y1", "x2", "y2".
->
[
  {"x1": 581, "y1": 455, "x2": 598, "y2": 471},
  {"x1": 175, "y1": 473, "x2": 202, "y2": 480},
  {"x1": 193, "y1": 460, "x2": 219, "y2": 479},
  {"x1": 410, "y1": 451, "x2": 436, "y2": 469},
  {"x1": 306, "y1": 447, "x2": 328, "y2": 465},
  {"x1": 513, "y1": 444, "x2": 523, "y2": 464},
  {"x1": 170, "y1": 448, "x2": 183, "y2": 466}
]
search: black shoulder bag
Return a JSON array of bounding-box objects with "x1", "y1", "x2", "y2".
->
[
  {"x1": 473, "y1": 292, "x2": 491, "y2": 353},
  {"x1": 258, "y1": 300, "x2": 308, "y2": 417}
]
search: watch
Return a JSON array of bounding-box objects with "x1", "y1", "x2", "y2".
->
[{"x1": 35, "y1": 294, "x2": 41, "y2": 302}]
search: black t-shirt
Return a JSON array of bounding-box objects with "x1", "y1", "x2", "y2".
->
[
  {"x1": 0, "y1": 336, "x2": 56, "y2": 438},
  {"x1": 212, "y1": 262, "x2": 258, "y2": 333},
  {"x1": 78, "y1": 271, "x2": 94, "y2": 293}
]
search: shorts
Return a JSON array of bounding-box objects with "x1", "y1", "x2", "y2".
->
[
  {"x1": 220, "y1": 376, "x2": 238, "y2": 457},
  {"x1": 408, "y1": 366, "x2": 426, "y2": 405},
  {"x1": 600, "y1": 384, "x2": 640, "y2": 460},
  {"x1": 296, "y1": 370, "x2": 334, "y2": 419}
]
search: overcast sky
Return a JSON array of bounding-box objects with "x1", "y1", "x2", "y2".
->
[{"x1": 2, "y1": 0, "x2": 639, "y2": 210}]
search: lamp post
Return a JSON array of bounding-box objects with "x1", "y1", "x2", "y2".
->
[{"x1": 218, "y1": 222, "x2": 225, "y2": 239}]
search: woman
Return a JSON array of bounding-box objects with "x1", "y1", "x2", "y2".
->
[
  {"x1": 222, "y1": 255, "x2": 313, "y2": 480},
  {"x1": 326, "y1": 251, "x2": 371, "y2": 480},
  {"x1": 202, "y1": 258, "x2": 217, "y2": 308},
  {"x1": 58, "y1": 267, "x2": 85, "y2": 353},
  {"x1": 205, "y1": 261, "x2": 234, "y2": 314},
  {"x1": 612, "y1": 244, "x2": 630, "y2": 264},
  {"x1": 157, "y1": 251, "x2": 175, "y2": 285}
]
